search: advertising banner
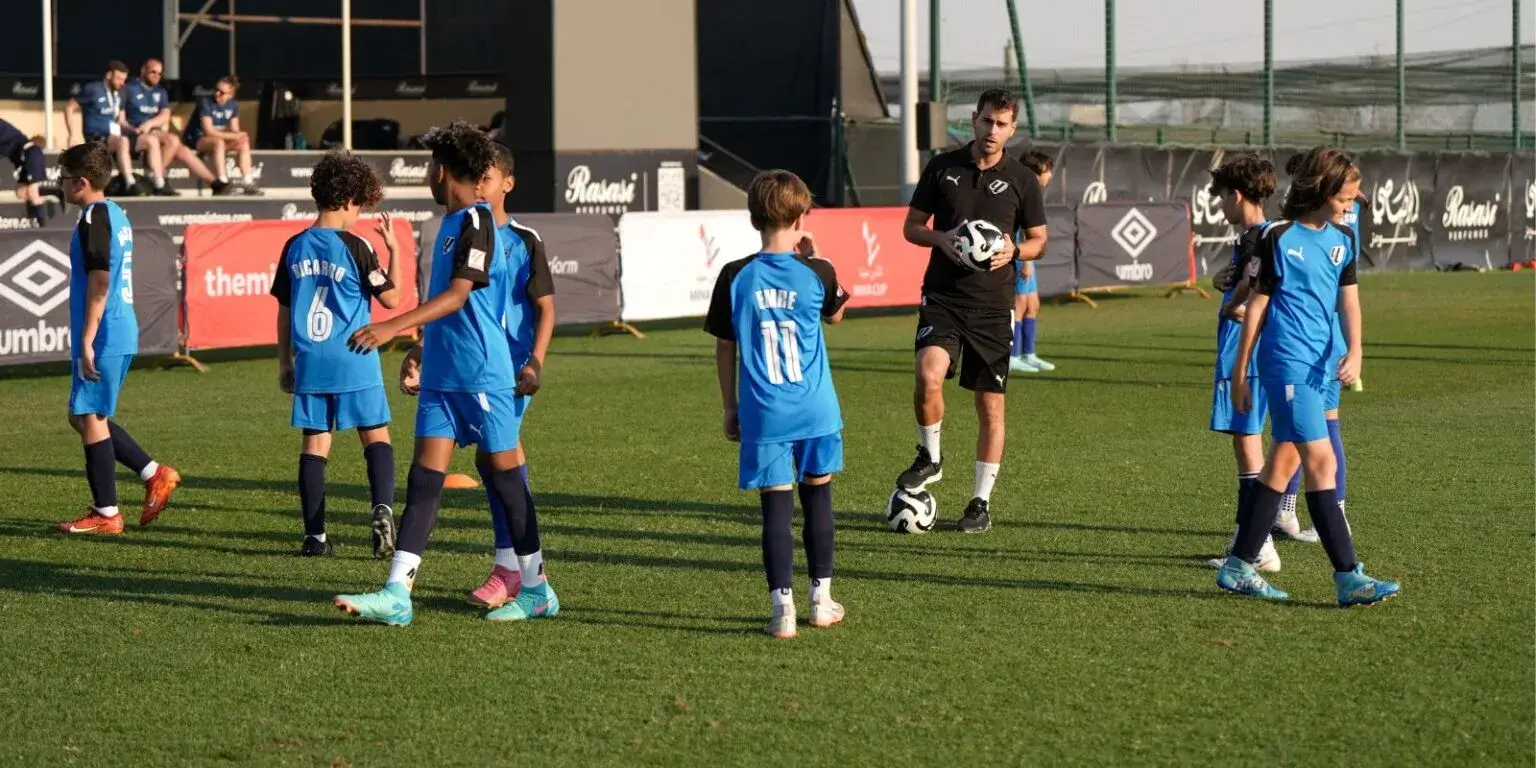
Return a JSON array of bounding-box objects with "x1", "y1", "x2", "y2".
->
[
  {"x1": 800, "y1": 207, "x2": 928, "y2": 309},
  {"x1": 1356, "y1": 151, "x2": 1434, "y2": 271},
  {"x1": 554, "y1": 152, "x2": 697, "y2": 216},
  {"x1": 181, "y1": 216, "x2": 418, "y2": 351},
  {"x1": 1513, "y1": 153, "x2": 1536, "y2": 265},
  {"x1": 1075, "y1": 203, "x2": 1193, "y2": 290},
  {"x1": 1035, "y1": 204, "x2": 1078, "y2": 299},
  {"x1": 617, "y1": 210, "x2": 760, "y2": 322},
  {"x1": 1429, "y1": 153, "x2": 1512, "y2": 270},
  {"x1": 0, "y1": 227, "x2": 178, "y2": 366}
]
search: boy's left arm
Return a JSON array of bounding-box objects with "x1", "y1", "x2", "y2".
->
[
  {"x1": 1337, "y1": 249, "x2": 1362, "y2": 385},
  {"x1": 703, "y1": 263, "x2": 739, "y2": 441},
  {"x1": 518, "y1": 231, "x2": 557, "y2": 397}
]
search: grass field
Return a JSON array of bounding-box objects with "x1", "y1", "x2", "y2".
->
[{"x1": 0, "y1": 272, "x2": 1531, "y2": 766}]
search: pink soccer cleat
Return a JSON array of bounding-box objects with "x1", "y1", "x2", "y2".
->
[{"x1": 466, "y1": 565, "x2": 522, "y2": 609}]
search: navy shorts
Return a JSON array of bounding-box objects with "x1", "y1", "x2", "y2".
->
[{"x1": 15, "y1": 144, "x2": 45, "y2": 185}]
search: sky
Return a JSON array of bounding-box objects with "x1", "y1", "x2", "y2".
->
[{"x1": 851, "y1": 0, "x2": 1534, "y2": 73}]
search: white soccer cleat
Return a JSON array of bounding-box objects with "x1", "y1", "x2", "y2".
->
[
  {"x1": 765, "y1": 604, "x2": 797, "y2": 639},
  {"x1": 1275, "y1": 493, "x2": 1324, "y2": 542},
  {"x1": 1205, "y1": 533, "x2": 1281, "y2": 573},
  {"x1": 809, "y1": 598, "x2": 845, "y2": 629}
]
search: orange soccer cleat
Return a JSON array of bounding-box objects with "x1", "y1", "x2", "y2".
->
[
  {"x1": 139, "y1": 465, "x2": 182, "y2": 527},
  {"x1": 58, "y1": 509, "x2": 125, "y2": 535}
]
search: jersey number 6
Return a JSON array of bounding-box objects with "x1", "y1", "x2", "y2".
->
[{"x1": 307, "y1": 286, "x2": 334, "y2": 342}]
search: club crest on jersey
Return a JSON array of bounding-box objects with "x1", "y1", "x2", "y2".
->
[
  {"x1": 1328, "y1": 245, "x2": 1345, "y2": 266},
  {"x1": 988, "y1": 179, "x2": 1008, "y2": 195},
  {"x1": 441, "y1": 235, "x2": 456, "y2": 254}
]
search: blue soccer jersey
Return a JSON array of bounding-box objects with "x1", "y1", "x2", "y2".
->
[
  {"x1": 183, "y1": 96, "x2": 238, "y2": 145},
  {"x1": 705, "y1": 251, "x2": 849, "y2": 444},
  {"x1": 123, "y1": 78, "x2": 170, "y2": 129},
  {"x1": 1253, "y1": 220, "x2": 1359, "y2": 386},
  {"x1": 1213, "y1": 221, "x2": 1268, "y2": 381},
  {"x1": 500, "y1": 218, "x2": 555, "y2": 366},
  {"x1": 74, "y1": 80, "x2": 123, "y2": 139},
  {"x1": 69, "y1": 201, "x2": 138, "y2": 358},
  {"x1": 269, "y1": 228, "x2": 394, "y2": 394},
  {"x1": 420, "y1": 203, "x2": 515, "y2": 393}
]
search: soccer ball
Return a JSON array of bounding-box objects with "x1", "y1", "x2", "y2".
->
[
  {"x1": 886, "y1": 488, "x2": 937, "y2": 534},
  {"x1": 950, "y1": 219, "x2": 1006, "y2": 272}
]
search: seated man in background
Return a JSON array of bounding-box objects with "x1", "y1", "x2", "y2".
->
[
  {"x1": 64, "y1": 60, "x2": 143, "y2": 196},
  {"x1": 182, "y1": 76, "x2": 259, "y2": 195},
  {"x1": 124, "y1": 58, "x2": 225, "y2": 196}
]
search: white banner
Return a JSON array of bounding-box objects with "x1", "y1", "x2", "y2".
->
[{"x1": 618, "y1": 210, "x2": 761, "y2": 322}]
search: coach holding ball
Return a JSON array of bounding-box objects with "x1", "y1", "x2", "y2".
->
[{"x1": 896, "y1": 88, "x2": 1047, "y2": 533}]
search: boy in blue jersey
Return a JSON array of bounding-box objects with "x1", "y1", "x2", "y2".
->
[
  {"x1": 706, "y1": 170, "x2": 850, "y2": 638},
  {"x1": 0, "y1": 118, "x2": 52, "y2": 227},
  {"x1": 55, "y1": 143, "x2": 182, "y2": 535},
  {"x1": 1009, "y1": 150, "x2": 1056, "y2": 373},
  {"x1": 271, "y1": 152, "x2": 401, "y2": 558},
  {"x1": 336, "y1": 121, "x2": 557, "y2": 626},
  {"x1": 64, "y1": 60, "x2": 144, "y2": 196},
  {"x1": 1202, "y1": 155, "x2": 1315, "y2": 572},
  {"x1": 1221, "y1": 147, "x2": 1399, "y2": 607},
  {"x1": 397, "y1": 144, "x2": 556, "y2": 609}
]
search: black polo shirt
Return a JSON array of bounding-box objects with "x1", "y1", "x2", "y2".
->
[{"x1": 909, "y1": 143, "x2": 1047, "y2": 310}]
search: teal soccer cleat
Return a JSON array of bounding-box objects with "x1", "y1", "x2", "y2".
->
[
  {"x1": 1335, "y1": 563, "x2": 1400, "y2": 607},
  {"x1": 484, "y1": 581, "x2": 560, "y2": 622},
  {"x1": 1216, "y1": 556, "x2": 1290, "y2": 601},
  {"x1": 334, "y1": 581, "x2": 413, "y2": 626}
]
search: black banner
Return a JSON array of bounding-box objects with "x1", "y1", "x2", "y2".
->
[
  {"x1": 553, "y1": 152, "x2": 697, "y2": 216},
  {"x1": 1350, "y1": 152, "x2": 1434, "y2": 271},
  {"x1": 1511, "y1": 153, "x2": 1535, "y2": 265},
  {"x1": 1167, "y1": 148, "x2": 1235, "y2": 278},
  {"x1": 1429, "y1": 154, "x2": 1511, "y2": 270},
  {"x1": 418, "y1": 214, "x2": 620, "y2": 326},
  {"x1": 0, "y1": 227, "x2": 178, "y2": 366},
  {"x1": 1074, "y1": 203, "x2": 1192, "y2": 290},
  {"x1": 1035, "y1": 204, "x2": 1077, "y2": 298},
  {"x1": 0, "y1": 76, "x2": 500, "y2": 103},
  {"x1": 18, "y1": 149, "x2": 435, "y2": 192}
]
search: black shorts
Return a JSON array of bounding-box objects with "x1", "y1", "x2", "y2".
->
[
  {"x1": 914, "y1": 296, "x2": 1012, "y2": 393},
  {"x1": 14, "y1": 144, "x2": 45, "y2": 185}
]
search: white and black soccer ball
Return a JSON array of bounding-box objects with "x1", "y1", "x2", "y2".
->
[
  {"x1": 950, "y1": 219, "x2": 1006, "y2": 272},
  {"x1": 886, "y1": 488, "x2": 938, "y2": 534}
]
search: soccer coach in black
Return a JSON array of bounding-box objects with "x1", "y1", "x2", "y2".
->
[{"x1": 896, "y1": 88, "x2": 1047, "y2": 534}]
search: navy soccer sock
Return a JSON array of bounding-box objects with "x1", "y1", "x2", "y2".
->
[
  {"x1": 83, "y1": 438, "x2": 117, "y2": 511},
  {"x1": 1011, "y1": 320, "x2": 1024, "y2": 356},
  {"x1": 298, "y1": 454, "x2": 327, "y2": 537},
  {"x1": 798, "y1": 482, "x2": 834, "y2": 581},
  {"x1": 1327, "y1": 419, "x2": 1347, "y2": 504},
  {"x1": 1307, "y1": 489, "x2": 1357, "y2": 572},
  {"x1": 477, "y1": 459, "x2": 513, "y2": 549},
  {"x1": 395, "y1": 464, "x2": 446, "y2": 556},
  {"x1": 488, "y1": 466, "x2": 541, "y2": 556},
  {"x1": 761, "y1": 490, "x2": 795, "y2": 592},
  {"x1": 108, "y1": 421, "x2": 152, "y2": 476},
  {"x1": 1236, "y1": 471, "x2": 1261, "y2": 526},
  {"x1": 362, "y1": 442, "x2": 395, "y2": 509},
  {"x1": 1232, "y1": 484, "x2": 1283, "y2": 563},
  {"x1": 1022, "y1": 317, "x2": 1038, "y2": 355},
  {"x1": 28, "y1": 203, "x2": 45, "y2": 228}
]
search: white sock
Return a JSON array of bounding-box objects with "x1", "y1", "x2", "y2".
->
[
  {"x1": 217, "y1": 175, "x2": 229, "y2": 184},
  {"x1": 387, "y1": 551, "x2": 421, "y2": 590},
  {"x1": 307, "y1": 532, "x2": 326, "y2": 543},
  {"x1": 517, "y1": 550, "x2": 546, "y2": 587},
  {"x1": 771, "y1": 587, "x2": 794, "y2": 608},
  {"x1": 93, "y1": 505, "x2": 120, "y2": 518},
  {"x1": 139, "y1": 460, "x2": 160, "y2": 483},
  {"x1": 919, "y1": 421, "x2": 942, "y2": 464},
  {"x1": 154, "y1": 174, "x2": 165, "y2": 187},
  {"x1": 124, "y1": 173, "x2": 136, "y2": 184},
  {"x1": 811, "y1": 577, "x2": 831, "y2": 602},
  {"x1": 974, "y1": 462, "x2": 1000, "y2": 501},
  {"x1": 494, "y1": 548, "x2": 518, "y2": 571}
]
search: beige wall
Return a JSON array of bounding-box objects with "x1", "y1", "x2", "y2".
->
[{"x1": 553, "y1": 0, "x2": 696, "y2": 152}]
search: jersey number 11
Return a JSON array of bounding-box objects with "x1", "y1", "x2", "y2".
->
[{"x1": 760, "y1": 320, "x2": 802, "y2": 384}]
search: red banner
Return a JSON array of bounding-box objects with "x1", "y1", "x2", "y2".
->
[
  {"x1": 803, "y1": 207, "x2": 928, "y2": 309},
  {"x1": 182, "y1": 217, "x2": 419, "y2": 351}
]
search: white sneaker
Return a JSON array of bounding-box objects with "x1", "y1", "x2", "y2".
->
[
  {"x1": 1274, "y1": 494, "x2": 1301, "y2": 535},
  {"x1": 1205, "y1": 533, "x2": 1281, "y2": 573},
  {"x1": 765, "y1": 604, "x2": 796, "y2": 639},
  {"x1": 1008, "y1": 355, "x2": 1039, "y2": 373},
  {"x1": 1023, "y1": 353, "x2": 1056, "y2": 371},
  {"x1": 809, "y1": 598, "x2": 845, "y2": 628}
]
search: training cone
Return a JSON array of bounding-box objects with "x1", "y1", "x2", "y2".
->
[{"x1": 443, "y1": 473, "x2": 480, "y2": 490}]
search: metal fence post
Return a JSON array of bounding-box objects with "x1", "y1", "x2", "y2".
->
[{"x1": 1105, "y1": 0, "x2": 1116, "y2": 141}]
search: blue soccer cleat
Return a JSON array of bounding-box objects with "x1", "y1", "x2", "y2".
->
[
  {"x1": 484, "y1": 581, "x2": 560, "y2": 622},
  {"x1": 1335, "y1": 563, "x2": 1399, "y2": 607},
  {"x1": 1216, "y1": 556, "x2": 1290, "y2": 601},
  {"x1": 334, "y1": 581, "x2": 413, "y2": 626}
]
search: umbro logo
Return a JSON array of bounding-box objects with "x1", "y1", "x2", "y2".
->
[{"x1": 0, "y1": 240, "x2": 71, "y2": 317}]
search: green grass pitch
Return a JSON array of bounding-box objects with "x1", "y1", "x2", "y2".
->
[{"x1": 0, "y1": 272, "x2": 1530, "y2": 766}]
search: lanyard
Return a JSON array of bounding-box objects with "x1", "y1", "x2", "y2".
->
[{"x1": 103, "y1": 81, "x2": 119, "y2": 115}]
